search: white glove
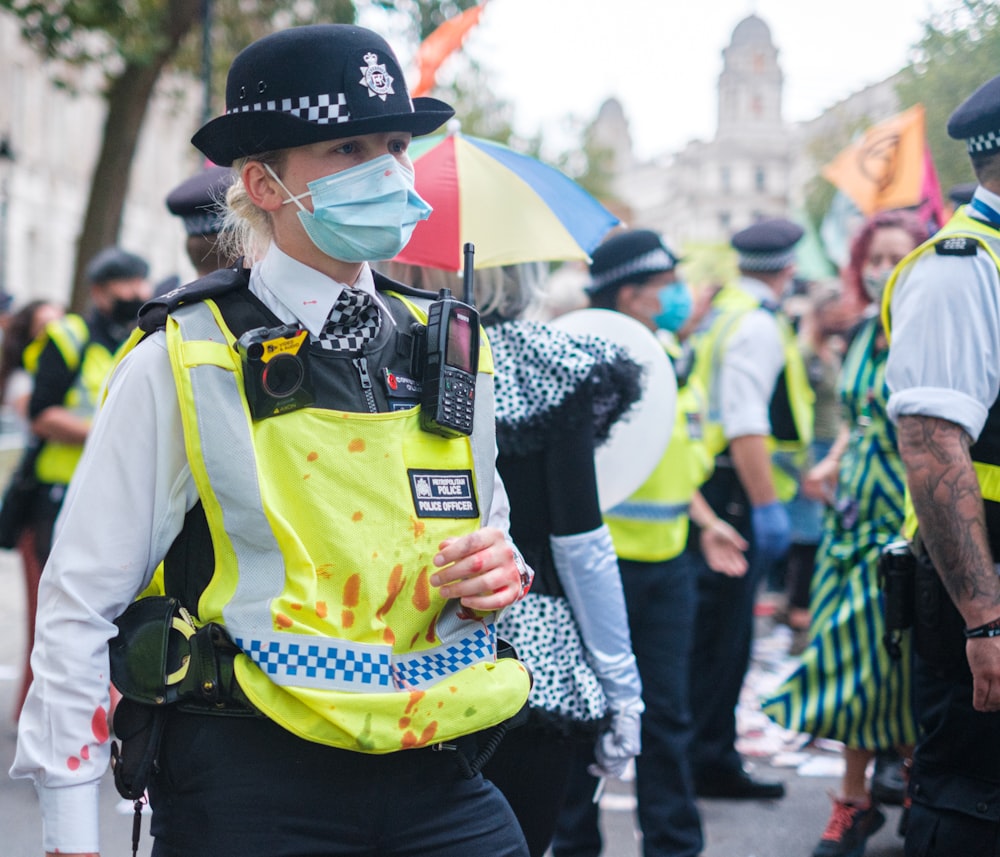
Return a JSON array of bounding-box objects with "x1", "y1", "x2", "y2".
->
[{"x1": 589, "y1": 704, "x2": 642, "y2": 779}]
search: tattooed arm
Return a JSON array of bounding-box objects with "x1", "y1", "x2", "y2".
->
[{"x1": 897, "y1": 414, "x2": 1000, "y2": 712}]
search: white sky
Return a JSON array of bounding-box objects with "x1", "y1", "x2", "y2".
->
[{"x1": 428, "y1": 0, "x2": 957, "y2": 160}]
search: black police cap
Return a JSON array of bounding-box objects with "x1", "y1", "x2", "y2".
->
[
  {"x1": 731, "y1": 218, "x2": 804, "y2": 272},
  {"x1": 192, "y1": 24, "x2": 455, "y2": 166},
  {"x1": 587, "y1": 229, "x2": 680, "y2": 296},
  {"x1": 85, "y1": 247, "x2": 149, "y2": 285},
  {"x1": 166, "y1": 166, "x2": 236, "y2": 236},
  {"x1": 948, "y1": 74, "x2": 1000, "y2": 154}
]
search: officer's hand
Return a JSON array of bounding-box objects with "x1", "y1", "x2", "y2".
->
[
  {"x1": 967, "y1": 637, "x2": 1000, "y2": 712},
  {"x1": 699, "y1": 518, "x2": 749, "y2": 578},
  {"x1": 751, "y1": 501, "x2": 791, "y2": 567},
  {"x1": 432, "y1": 527, "x2": 522, "y2": 611},
  {"x1": 802, "y1": 457, "x2": 838, "y2": 503},
  {"x1": 588, "y1": 705, "x2": 642, "y2": 780}
]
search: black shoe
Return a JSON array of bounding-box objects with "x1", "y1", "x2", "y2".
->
[
  {"x1": 694, "y1": 768, "x2": 786, "y2": 800},
  {"x1": 812, "y1": 797, "x2": 885, "y2": 857},
  {"x1": 871, "y1": 750, "x2": 907, "y2": 806}
]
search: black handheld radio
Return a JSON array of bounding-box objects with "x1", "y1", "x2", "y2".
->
[{"x1": 419, "y1": 244, "x2": 480, "y2": 437}]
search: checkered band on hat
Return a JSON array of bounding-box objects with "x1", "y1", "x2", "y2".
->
[
  {"x1": 317, "y1": 288, "x2": 382, "y2": 351},
  {"x1": 737, "y1": 247, "x2": 797, "y2": 272},
  {"x1": 182, "y1": 211, "x2": 224, "y2": 237},
  {"x1": 967, "y1": 129, "x2": 1000, "y2": 153},
  {"x1": 228, "y1": 92, "x2": 350, "y2": 125},
  {"x1": 589, "y1": 247, "x2": 676, "y2": 291}
]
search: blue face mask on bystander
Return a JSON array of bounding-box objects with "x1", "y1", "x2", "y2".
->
[{"x1": 653, "y1": 282, "x2": 693, "y2": 332}]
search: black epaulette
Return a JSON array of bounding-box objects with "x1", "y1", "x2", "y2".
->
[
  {"x1": 138, "y1": 265, "x2": 250, "y2": 333},
  {"x1": 373, "y1": 271, "x2": 440, "y2": 301},
  {"x1": 935, "y1": 236, "x2": 980, "y2": 256}
]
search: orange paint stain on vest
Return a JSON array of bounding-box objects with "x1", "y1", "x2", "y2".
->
[
  {"x1": 290, "y1": 603, "x2": 302, "y2": 611},
  {"x1": 315, "y1": 601, "x2": 328, "y2": 619},
  {"x1": 316, "y1": 564, "x2": 334, "y2": 580},
  {"x1": 343, "y1": 574, "x2": 361, "y2": 607},
  {"x1": 405, "y1": 691, "x2": 425, "y2": 715},
  {"x1": 352, "y1": 510, "x2": 363, "y2": 522},
  {"x1": 383, "y1": 627, "x2": 396, "y2": 645},
  {"x1": 275, "y1": 613, "x2": 293, "y2": 629},
  {"x1": 412, "y1": 567, "x2": 431, "y2": 611},
  {"x1": 401, "y1": 722, "x2": 438, "y2": 749},
  {"x1": 307, "y1": 451, "x2": 319, "y2": 462},
  {"x1": 348, "y1": 438, "x2": 366, "y2": 453},
  {"x1": 410, "y1": 516, "x2": 426, "y2": 540},
  {"x1": 376, "y1": 565, "x2": 405, "y2": 619},
  {"x1": 342, "y1": 609, "x2": 355, "y2": 628},
  {"x1": 302, "y1": 474, "x2": 311, "y2": 480},
  {"x1": 426, "y1": 614, "x2": 438, "y2": 643},
  {"x1": 399, "y1": 717, "x2": 411, "y2": 729}
]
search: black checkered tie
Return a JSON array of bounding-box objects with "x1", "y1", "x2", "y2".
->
[{"x1": 317, "y1": 289, "x2": 382, "y2": 352}]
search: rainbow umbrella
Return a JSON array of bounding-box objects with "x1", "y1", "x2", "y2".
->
[{"x1": 395, "y1": 132, "x2": 620, "y2": 271}]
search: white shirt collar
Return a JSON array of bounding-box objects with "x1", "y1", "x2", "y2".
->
[
  {"x1": 972, "y1": 184, "x2": 1000, "y2": 218},
  {"x1": 248, "y1": 244, "x2": 377, "y2": 337},
  {"x1": 737, "y1": 275, "x2": 780, "y2": 306}
]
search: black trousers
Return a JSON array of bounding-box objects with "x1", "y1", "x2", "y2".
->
[{"x1": 147, "y1": 711, "x2": 528, "y2": 857}]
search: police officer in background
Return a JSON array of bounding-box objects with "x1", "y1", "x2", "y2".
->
[
  {"x1": 686, "y1": 219, "x2": 813, "y2": 800},
  {"x1": 164, "y1": 165, "x2": 238, "y2": 283},
  {"x1": 12, "y1": 24, "x2": 532, "y2": 857},
  {"x1": 27, "y1": 246, "x2": 151, "y2": 565},
  {"x1": 885, "y1": 74, "x2": 1000, "y2": 856}
]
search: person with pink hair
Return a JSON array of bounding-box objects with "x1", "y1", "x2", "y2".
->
[{"x1": 763, "y1": 209, "x2": 928, "y2": 857}]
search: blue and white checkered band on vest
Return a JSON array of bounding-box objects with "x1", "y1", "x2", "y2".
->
[
  {"x1": 227, "y1": 92, "x2": 350, "y2": 125},
  {"x1": 318, "y1": 288, "x2": 382, "y2": 352}
]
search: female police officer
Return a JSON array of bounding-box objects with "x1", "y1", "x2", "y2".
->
[{"x1": 12, "y1": 24, "x2": 532, "y2": 857}]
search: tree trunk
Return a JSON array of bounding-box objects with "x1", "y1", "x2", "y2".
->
[{"x1": 70, "y1": 0, "x2": 201, "y2": 312}]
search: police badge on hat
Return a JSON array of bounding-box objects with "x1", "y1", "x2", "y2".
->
[{"x1": 359, "y1": 52, "x2": 394, "y2": 101}]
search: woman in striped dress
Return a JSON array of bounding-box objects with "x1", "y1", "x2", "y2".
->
[{"x1": 762, "y1": 210, "x2": 927, "y2": 857}]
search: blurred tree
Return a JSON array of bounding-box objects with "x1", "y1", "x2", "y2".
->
[
  {"x1": 1, "y1": 0, "x2": 479, "y2": 311},
  {"x1": 895, "y1": 0, "x2": 1000, "y2": 196}
]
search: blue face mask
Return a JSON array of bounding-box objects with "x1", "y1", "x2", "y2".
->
[
  {"x1": 653, "y1": 282, "x2": 693, "y2": 332},
  {"x1": 268, "y1": 154, "x2": 432, "y2": 263}
]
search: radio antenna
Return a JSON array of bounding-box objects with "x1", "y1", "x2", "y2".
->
[{"x1": 462, "y1": 243, "x2": 475, "y2": 305}]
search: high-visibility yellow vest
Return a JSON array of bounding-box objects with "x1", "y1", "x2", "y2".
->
[
  {"x1": 605, "y1": 336, "x2": 714, "y2": 562},
  {"x1": 690, "y1": 284, "x2": 814, "y2": 502},
  {"x1": 883, "y1": 209, "x2": 1000, "y2": 541},
  {"x1": 140, "y1": 294, "x2": 530, "y2": 752},
  {"x1": 33, "y1": 314, "x2": 116, "y2": 485}
]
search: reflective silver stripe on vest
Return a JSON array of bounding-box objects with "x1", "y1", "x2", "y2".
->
[
  {"x1": 606, "y1": 500, "x2": 690, "y2": 522},
  {"x1": 174, "y1": 302, "x2": 497, "y2": 692}
]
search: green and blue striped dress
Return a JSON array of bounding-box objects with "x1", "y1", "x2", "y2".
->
[{"x1": 762, "y1": 317, "x2": 917, "y2": 749}]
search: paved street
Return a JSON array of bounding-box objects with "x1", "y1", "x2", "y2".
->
[{"x1": 0, "y1": 548, "x2": 906, "y2": 856}]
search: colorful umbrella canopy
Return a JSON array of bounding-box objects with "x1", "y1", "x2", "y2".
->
[{"x1": 395, "y1": 132, "x2": 620, "y2": 271}]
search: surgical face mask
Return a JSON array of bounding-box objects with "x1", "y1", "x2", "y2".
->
[
  {"x1": 862, "y1": 269, "x2": 892, "y2": 302},
  {"x1": 267, "y1": 155, "x2": 432, "y2": 263},
  {"x1": 653, "y1": 281, "x2": 693, "y2": 332}
]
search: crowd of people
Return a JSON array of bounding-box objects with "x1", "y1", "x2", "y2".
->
[{"x1": 0, "y1": 19, "x2": 999, "y2": 857}]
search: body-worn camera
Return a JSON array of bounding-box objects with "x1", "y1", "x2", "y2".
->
[
  {"x1": 418, "y1": 288, "x2": 480, "y2": 438},
  {"x1": 878, "y1": 538, "x2": 916, "y2": 660},
  {"x1": 237, "y1": 324, "x2": 315, "y2": 420}
]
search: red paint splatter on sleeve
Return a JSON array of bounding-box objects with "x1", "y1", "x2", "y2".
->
[
  {"x1": 275, "y1": 613, "x2": 293, "y2": 629},
  {"x1": 343, "y1": 574, "x2": 361, "y2": 607},
  {"x1": 348, "y1": 438, "x2": 366, "y2": 453},
  {"x1": 316, "y1": 601, "x2": 328, "y2": 619},
  {"x1": 91, "y1": 706, "x2": 109, "y2": 744},
  {"x1": 376, "y1": 565, "x2": 405, "y2": 620},
  {"x1": 67, "y1": 756, "x2": 80, "y2": 771},
  {"x1": 405, "y1": 691, "x2": 426, "y2": 715},
  {"x1": 411, "y1": 567, "x2": 431, "y2": 612}
]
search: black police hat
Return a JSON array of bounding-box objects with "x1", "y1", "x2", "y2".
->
[
  {"x1": 948, "y1": 182, "x2": 977, "y2": 206},
  {"x1": 85, "y1": 247, "x2": 149, "y2": 285},
  {"x1": 587, "y1": 229, "x2": 680, "y2": 296},
  {"x1": 192, "y1": 25, "x2": 455, "y2": 166},
  {"x1": 948, "y1": 74, "x2": 1000, "y2": 154},
  {"x1": 166, "y1": 166, "x2": 236, "y2": 236},
  {"x1": 731, "y1": 218, "x2": 804, "y2": 272}
]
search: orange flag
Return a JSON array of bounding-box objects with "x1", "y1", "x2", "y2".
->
[
  {"x1": 411, "y1": 3, "x2": 488, "y2": 98},
  {"x1": 821, "y1": 104, "x2": 928, "y2": 216}
]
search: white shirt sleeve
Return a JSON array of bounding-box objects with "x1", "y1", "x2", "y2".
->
[
  {"x1": 886, "y1": 249, "x2": 1000, "y2": 441},
  {"x1": 719, "y1": 308, "x2": 786, "y2": 440},
  {"x1": 10, "y1": 332, "x2": 195, "y2": 854}
]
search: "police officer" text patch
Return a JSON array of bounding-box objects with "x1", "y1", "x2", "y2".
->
[{"x1": 407, "y1": 469, "x2": 479, "y2": 518}]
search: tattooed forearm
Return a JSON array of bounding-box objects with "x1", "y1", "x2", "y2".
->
[{"x1": 897, "y1": 415, "x2": 1000, "y2": 622}]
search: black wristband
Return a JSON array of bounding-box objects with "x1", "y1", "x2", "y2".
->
[{"x1": 963, "y1": 617, "x2": 1000, "y2": 638}]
